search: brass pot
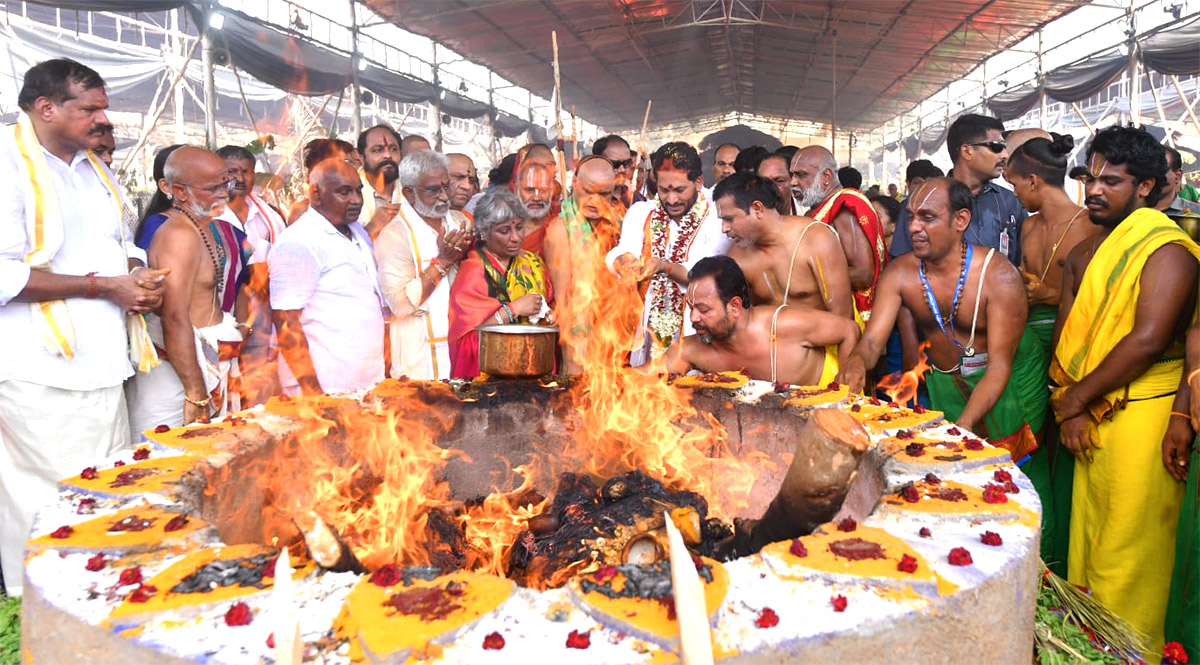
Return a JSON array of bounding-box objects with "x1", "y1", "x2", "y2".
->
[{"x1": 477, "y1": 323, "x2": 558, "y2": 378}]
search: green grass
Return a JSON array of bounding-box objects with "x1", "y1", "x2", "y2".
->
[{"x1": 0, "y1": 593, "x2": 19, "y2": 665}]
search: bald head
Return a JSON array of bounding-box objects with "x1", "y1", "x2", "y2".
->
[
  {"x1": 574, "y1": 156, "x2": 617, "y2": 221},
  {"x1": 164, "y1": 146, "x2": 229, "y2": 218},
  {"x1": 790, "y1": 145, "x2": 839, "y2": 207},
  {"x1": 447, "y1": 153, "x2": 478, "y2": 210},
  {"x1": 400, "y1": 134, "x2": 431, "y2": 157},
  {"x1": 1005, "y1": 128, "x2": 1050, "y2": 156},
  {"x1": 522, "y1": 144, "x2": 556, "y2": 168},
  {"x1": 309, "y1": 159, "x2": 364, "y2": 226}
]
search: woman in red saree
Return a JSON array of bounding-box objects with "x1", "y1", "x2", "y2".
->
[{"x1": 448, "y1": 189, "x2": 554, "y2": 379}]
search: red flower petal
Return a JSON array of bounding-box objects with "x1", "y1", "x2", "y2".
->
[
  {"x1": 163, "y1": 515, "x2": 189, "y2": 532},
  {"x1": 831, "y1": 595, "x2": 848, "y2": 612},
  {"x1": 826, "y1": 381, "x2": 841, "y2": 390},
  {"x1": 153, "y1": 424, "x2": 171, "y2": 433},
  {"x1": 964, "y1": 438, "x2": 984, "y2": 451},
  {"x1": 483, "y1": 632, "x2": 506, "y2": 650},
  {"x1": 755, "y1": 608, "x2": 779, "y2": 628},
  {"x1": 1003, "y1": 480, "x2": 1020, "y2": 494},
  {"x1": 946, "y1": 427, "x2": 961, "y2": 435},
  {"x1": 80, "y1": 467, "x2": 98, "y2": 480},
  {"x1": 266, "y1": 633, "x2": 275, "y2": 649},
  {"x1": 788, "y1": 539, "x2": 808, "y2": 557},
  {"x1": 224, "y1": 602, "x2": 253, "y2": 627},
  {"x1": 369, "y1": 564, "x2": 403, "y2": 587},
  {"x1": 50, "y1": 525, "x2": 74, "y2": 539},
  {"x1": 897, "y1": 554, "x2": 918, "y2": 573},
  {"x1": 128, "y1": 584, "x2": 157, "y2": 603},
  {"x1": 895, "y1": 429, "x2": 914, "y2": 440},
  {"x1": 992, "y1": 469, "x2": 1013, "y2": 483},
  {"x1": 982, "y1": 484, "x2": 1009, "y2": 504},
  {"x1": 1163, "y1": 641, "x2": 1188, "y2": 664},
  {"x1": 118, "y1": 567, "x2": 143, "y2": 586},
  {"x1": 901, "y1": 485, "x2": 921, "y2": 503},
  {"x1": 836, "y1": 518, "x2": 857, "y2": 532},
  {"x1": 76, "y1": 498, "x2": 97, "y2": 515},
  {"x1": 948, "y1": 547, "x2": 973, "y2": 566},
  {"x1": 132, "y1": 447, "x2": 150, "y2": 461},
  {"x1": 113, "y1": 460, "x2": 126, "y2": 467},
  {"x1": 980, "y1": 531, "x2": 1003, "y2": 546},
  {"x1": 918, "y1": 527, "x2": 932, "y2": 538},
  {"x1": 85, "y1": 554, "x2": 106, "y2": 572},
  {"x1": 566, "y1": 629, "x2": 591, "y2": 649},
  {"x1": 904, "y1": 442, "x2": 925, "y2": 457},
  {"x1": 594, "y1": 565, "x2": 618, "y2": 583},
  {"x1": 923, "y1": 473, "x2": 941, "y2": 485}
]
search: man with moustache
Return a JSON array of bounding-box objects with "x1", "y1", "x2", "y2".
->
[
  {"x1": 270, "y1": 159, "x2": 386, "y2": 395},
  {"x1": 126, "y1": 147, "x2": 243, "y2": 435},
  {"x1": 356, "y1": 124, "x2": 403, "y2": 240},
  {"x1": 447, "y1": 153, "x2": 479, "y2": 217},
  {"x1": 890, "y1": 114, "x2": 1027, "y2": 266},
  {"x1": 712, "y1": 143, "x2": 739, "y2": 184},
  {"x1": 789, "y1": 145, "x2": 887, "y2": 323},
  {"x1": 665, "y1": 256, "x2": 858, "y2": 386},
  {"x1": 515, "y1": 159, "x2": 556, "y2": 256},
  {"x1": 593, "y1": 134, "x2": 636, "y2": 207},
  {"x1": 0, "y1": 58, "x2": 165, "y2": 595},
  {"x1": 716, "y1": 172, "x2": 853, "y2": 318},
  {"x1": 607, "y1": 142, "x2": 731, "y2": 366},
  {"x1": 756, "y1": 153, "x2": 798, "y2": 215},
  {"x1": 214, "y1": 144, "x2": 287, "y2": 404},
  {"x1": 544, "y1": 155, "x2": 623, "y2": 374},
  {"x1": 373, "y1": 150, "x2": 471, "y2": 380},
  {"x1": 837, "y1": 178, "x2": 1037, "y2": 461},
  {"x1": 91, "y1": 122, "x2": 115, "y2": 168},
  {"x1": 1050, "y1": 125, "x2": 1199, "y2": 661}
]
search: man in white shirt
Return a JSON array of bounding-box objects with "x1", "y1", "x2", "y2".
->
[
  {"x1": 215, "y1": 144, "x2": 287, "y2": 404},
  {"x1": 270, "y1": 159, "x2": 385, "y2": 395},
  {"x1": 373, "y1": 150, "x2": 471, "y2": 380},
  {"x1": 607, "y1": 141, "x2": 732, "y2": 365},
  {"x1": 0, "y1": 59, "x2": 166, "y2": 595}
]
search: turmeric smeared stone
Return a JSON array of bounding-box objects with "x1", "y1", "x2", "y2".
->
[
  {"x1": 264, "y1": 394, "x2": 357, "y2": 419},
  {"x1": 877, "y1": 478, "x2": 1033, "y2": 525},
  {"x1": 27, "y1": 503, "x2": 211, "y2": 554},
  {"x1": 671, "y1": 370, "x2": 749, "y2": 390},
  {"x1": 59, "y1": 455, "x2": 199, "y2": 498},
  {"x1": 843, "y1": 396, "x2": 944, "y2": 435},
  {"x1": 140, "y1": 420, "x2": 268, "y2": 457},
  {"x1": 568, "y1": 557, "x2": 729, "y2": 651},
  {"x1": 783, "y1": 381, "x2": 850, "y2": 409},
  {"x1": 880, "y1": 424, "x2": 1012, "y2": 474},
  {"x1": 338, "y1": 568, "x2": 513, "y2": 665},
  {"x1": 761, "y1": 524, "x2": 940, "y2": 597}
]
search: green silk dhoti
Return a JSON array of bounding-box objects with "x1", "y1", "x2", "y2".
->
[{"x1": 1165, "y1": 438, "x2": 1199, "y2": 661}]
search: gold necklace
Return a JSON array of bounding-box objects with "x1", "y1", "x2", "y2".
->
[{"x1": 1038, "y1": 206, "x2": 1085, "y2": 283}]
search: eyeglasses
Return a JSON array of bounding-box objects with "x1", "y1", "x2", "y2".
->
[
  {"x1": 179, "y1": 179, "x2": 236, "y2": 196},
  {"x1": 419, "y1": 183, "x2": 451, "y2": 197},
  {"x1": 609, "y1": 158, "x2": 633, "y2": 170},
  {"x1": 967, "y1": 140, "x2": 1006, "y2": 154}
]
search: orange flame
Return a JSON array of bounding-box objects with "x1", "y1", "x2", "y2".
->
[{"x1": 876, "y1": 342, "x2": 932, "y2": 406}]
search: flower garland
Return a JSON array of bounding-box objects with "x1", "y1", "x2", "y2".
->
[{"x1": 646, "y1": 195, "x2": 708, "y2": 353}]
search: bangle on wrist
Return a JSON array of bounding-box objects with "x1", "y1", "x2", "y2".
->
[
  {"x1": 501, "y1": 302, "x2": 514, "y2": 323},
  {"x1": 430, "y1": 258, "x2": 449, "y2": 278},
  {"x1": 183, "y1": 394, "x2": 210, "y2": 408},
  {"x1": 85, "y1": 271, "x2": 99, "y2": 299},
  {"x1": 494, "y1": 311, "x2": 504, "y2": 325}
]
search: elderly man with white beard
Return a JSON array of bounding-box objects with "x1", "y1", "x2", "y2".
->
[
  {"x1": 515, "y1": 159, "x2": 556, "y2": 257},
  {"x1": 126, "y1": 147, "x2": 243, "y2": 435},
  {"x1": 373, "y1": 150, "x2": 472, "y2": 380}
]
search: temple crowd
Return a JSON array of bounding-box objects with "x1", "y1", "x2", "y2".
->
[{"x1": 2, "y1": 58, "x2": 1198, "y2": 661}]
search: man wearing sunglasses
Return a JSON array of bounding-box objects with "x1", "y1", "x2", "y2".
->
[
  {"x1": 593, "y1": 134, "x2": 637, "y2": 208},
  {"x1": 890, "y1": 114, "x2": 1026, "y2": 269},
  {"x1": 127, "y1": 147, "x2": 244, "y2": 437}
]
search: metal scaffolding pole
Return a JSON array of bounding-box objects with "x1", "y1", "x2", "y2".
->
[
  {"x1": 201, "y1": 27, "x2": 217, "y2": 149},
  {"x1": 348, "y1": 0, "x2": 362, "y2": 137}
]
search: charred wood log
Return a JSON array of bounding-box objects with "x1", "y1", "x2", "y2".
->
[{"x1": 293, "y1": 510, "x2": 367, "y2": 574}]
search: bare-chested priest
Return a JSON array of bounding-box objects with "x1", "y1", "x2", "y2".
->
[
  {"x1": 837, "y1": 178, "x2": 1041, "y2": 462},
  {"x1": 713, "y1": 172, "x2": 853, "y2": 318},
  {"x1": 665, "y1": 256, "x2": 858, "y2": 386}
]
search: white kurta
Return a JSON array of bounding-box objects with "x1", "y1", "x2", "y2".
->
[
  {"x1": 269, "y1": 209, "x2": 386, "y2": 394},
  {"x1": 373, "y1": 201, "x2": 469, "y2": 380},
  {"x1": 605, "y1": 194, "x2": 731, "y2": 366}
]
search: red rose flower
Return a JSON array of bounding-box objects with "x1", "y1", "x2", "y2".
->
[
  {"x1": 923, "y1": 473, "x2": 941, "y2": 485},
  {"x1": 992, "y1": 469, "x2": 1012, "y2": 483},
  {"x1": 566, "y1": 629, "x2": 591, "y2": 649},
  {"x1": 905, "y1": 442, "x2": 925, "y2": 457},
  {"x1": 85, "y1": 554, "x2": 106, "y2": 571},
  {"x1": 837, "y1": 517, "x2": 857, "y2": 532},
  {"x1": 964, "y1": 438, "x2": 984, "y2": 451},
  {"x1": 982, "y1": 484, "x2": 1009, "y2": 504},
  {"x1": 919, "y1": 527, "x2": 932, "y2": 538},
  {"x1": 224, "y1": 602, "x2": 253, "y2": 627},
  {"x1": 128, "y1": 584, "x2": 157, "y2": 603},
  {"x1": 113, "y1": 461, "x2": 125, "y2": 467},
  {"x1": 118, "y1": 567, "x2": 143, "y2": 586},
  {"x1": 369, "y1": 564, "x2": 403, "y2": 587},
  {"x1": 895, "y1": 429, "x2": 914, "y2": 440},
  {"x1": 1003, "y1": 480, "x2": 1020, "y2": 494},
  {"x1": 132, "y1": 447, "x2": 150, "y2": 461},
  {"x1": 901, "y1": 485, "x2": 921, "y2": 503},
  {"x1": 913, "y1": 404, "x2": 927, "y2": 414},
  {"x1": 831, "y1": 595, "x2": 848, "y2": 612},
  {"x1": 755, "y1": 608, "x2": 779, "y2": 628},
  {"x1": 483, "y1": 632, "x2": 506, "y2": 650},
  {"x1": 80, "y1": 467, "x2": 98, "y2": 480},
  {"x1": 980, "y1": 531, "x2": 1003, "y2": 546},
  {"x1": 789, "y1": 539, "x2": 808, "y2": 557},
  {"x1": 897, "y1": 554, "x2": 918, "y2": 573},
  {"x1": 76, "y1": 498, "x2": 97, "y2": 515},
  {"x1": 153, "y1": 424, "x2": 171, "y2": 433},
  {"x1": 946, "y1": 427, "x2": 961, "y2": 435},
  {"x1": 1163, "y1": 641, "x2": 1188, "y2": 664},
  {"x1": 594, "y1": 565, "x2": 618, "y2": 583},
  {"x1": 50, "y1": 525, "x2": 74, "y2": 539},
  {"x1": 163, "y1": 515, "x2": 189, "y2": 532},
  {"x1": 827, "y1": 381, "x2": 841, "y2": 390},
  {"x1": 948, "y1": 547, "x2": 973, "y2": 566}
]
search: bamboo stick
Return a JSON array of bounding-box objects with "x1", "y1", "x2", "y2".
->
[
  {"x1": 552, "y1": 31, "x2": 568, "y2": 189},
  {"x1": 664, "y1": 512, "x2": 713, "y2": 665}
]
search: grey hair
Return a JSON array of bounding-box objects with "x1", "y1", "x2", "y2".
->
[
  {"x1": 816, "y1": 150, "x2": 838, "y2": 178},
  {"x1": 397, "y1": 149, "x2": 450, "y2": 188},
  {"x1": 473, "y1": 188, "x2": 527, "y2": 237},
  {"x1": 163, "y1": 160, "x2": 182, "y2": 187}
]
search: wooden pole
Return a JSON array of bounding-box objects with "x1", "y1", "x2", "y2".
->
[
  {"x1": 570, "y1": 104, "x2": 578, "y2": 173},
  {"x1": 1070, "y1": 102, "x2": 1098, "y2": 136},
  {"x1": 1170, "y1": 75, "x2": 1200, "y2": 135},
  {"x1": 639, "y1": 100, "x2": 652, "y2": 197},
  {"x1": 118, "y1": 33, "x2": 203, "y2": 177},
  {"x1": 552, "y1": 31, "x2": 568, "y2": 189}
]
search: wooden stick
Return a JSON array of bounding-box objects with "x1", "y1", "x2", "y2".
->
[
  {"x1": 117, "y1": 33, "x2": 203, "y2": 177},
  {"x1": 664, "y1": 512, "x2": 713, "y2": 665},
  {"x1": 570, "y1": 104, "x2": 578, "y2": 173},
  {"x1": 638, "y1": 100, "x2": 652, "y2": 196},
  {"x1": 273, "y1": 548, "x2": 302, "y2": 665},
  {"x1": 551, "y1": 31, "x2": 568, "y2": 189},
  {"x1": 1171, "y1": 75, "x2": 1200, "y2": 136}
]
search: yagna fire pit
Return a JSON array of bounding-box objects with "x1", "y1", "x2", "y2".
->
[{"x1": 21, "y1": 376, "x2": 1041, "y2": 664}]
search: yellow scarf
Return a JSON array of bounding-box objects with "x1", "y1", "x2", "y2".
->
[
  {"x1": 14, "y1": 111, "x2": 157, "y2": 370},
  {"x1": 1051, "y1": 206, "x2": 1200, "y2": 421}
]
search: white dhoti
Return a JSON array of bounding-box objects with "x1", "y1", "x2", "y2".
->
[
  {"x1": 125, "y1": 313, "x2": 242, "y2": 440},
  {"x1": 0, "y1": 381, "x2": 129, "y2": 596}
]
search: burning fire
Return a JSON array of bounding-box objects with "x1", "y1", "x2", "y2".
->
[
  {"x1": 249, "y1": 190, "x2": 765, "y2": 588},
  {"x1": 876, "y1": 343, "x2": 931, "y2": 406}
]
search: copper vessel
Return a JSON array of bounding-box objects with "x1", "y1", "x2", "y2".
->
[{"x1": 476, "y1": 323, "x2": 558, "y2": 378}]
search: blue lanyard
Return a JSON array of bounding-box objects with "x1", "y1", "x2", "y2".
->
[{"x1": 918, "y1": 243, "x2": 972, "y2": 353}]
